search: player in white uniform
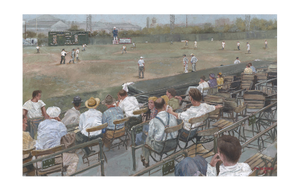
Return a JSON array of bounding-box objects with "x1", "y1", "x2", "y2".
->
[
  {"x1": 194, "y1": 41, "x2": 197, "y2": 49},
  {"x1": 122, "y1": 45, "x2": 127, "y2": 54},
  {"x1": 222, "y1": 41, "x2": 225, "y2": 50},
  {"x1": 247, "y1": 42, "x2": 251, "y2": 53},
  {"x1": 264, "y1": 40, "x2": 268, "y2": 49},
  {"x1": 237, "y1": 41, "x2": 240, "y2": 50}
]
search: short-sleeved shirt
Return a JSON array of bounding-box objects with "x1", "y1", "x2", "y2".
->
[
  {"x1": 61, "y1": 51, "x2": 66, "y2": 56},
  {"x1": 237, "y1": 42, "x2": 240, "y2": 46},
  {"x1": 76, "y1": 49, "x2": 79, "y2": 56},
  {"x1": 138, "y1": 59, "x2": 145, "y2": 67},
  {"x1": 247, "y1": 44, "x2": 250, "y2": 50},
  {"x1": 79, "y1": 109, "x2": 103, "y2": 137},
  {"x1": 123, "y1": 46, "x2": 126, "y2": 49},
  {"x1": 102, "y1": 106, "x2": 124, "y2": 130},
  {"x1": 265, "y1": 41, "x2": 268, "y2": 44},
  {"x1": 234, "y1": 59, "x2": 241, "y2": 64},
  {"x1": 190, "y1": 56, "x2": 198, "y2": 64},
  {"x1": 222, "y1": 42, "x2": 225, "y2": 46},
  {"x1": 36, "y1": 46, "x2": 39, "y2": 49},
  {"x1": 119, "y1": 96, "x2": 140, "y2": 117},
  {"x1": 183, "y1": 57, "x2": 188, "y2": 64},
  {"x1": 61, "y1": 107, "x2": 81, "y2": 126},
  {"x1": 23, "y1": 100, "x2": 46, "y2": 118}
]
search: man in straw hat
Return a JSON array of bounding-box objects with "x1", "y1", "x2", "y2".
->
[
  {"x1": 101, "y1": 94, "x2": 125, "y2": 148},
  {"x1": 75, "y1": 97, "x2": 103, "y2": 156},
  {"x1": 61, "y1": 96, "x2": 82, "y2": 126},
  {"x1": 138, "y1": 56, "x2": 145, "y2": 78},
  {"x1": 190, "y1": 53, "x2": 198, "y2": 72}
]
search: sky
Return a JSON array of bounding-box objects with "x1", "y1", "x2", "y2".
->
[{"x1": 22, "y1": 14, "x2": 277, "y2": 28}]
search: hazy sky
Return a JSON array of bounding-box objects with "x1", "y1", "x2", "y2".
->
[{"x1": 23, "y1": 14, "x2": 277, "y2": 28}]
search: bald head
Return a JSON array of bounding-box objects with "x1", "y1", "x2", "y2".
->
[{"x1": 154, "y1": 97, "x2": 165, "y2": 110}]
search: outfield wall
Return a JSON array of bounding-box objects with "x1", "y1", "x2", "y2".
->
[{"x1": 89, "y1": 30, "x2": 277, "y2": 45}]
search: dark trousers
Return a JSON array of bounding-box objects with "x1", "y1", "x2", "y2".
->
[
  {"x1": 139, "y1": 66, "x2": 144, "y2": 78},
  {"x1": 237, "y1": 46, "x2": 240, "y2": 50},
  {"x1": 75, "y1": 132, "x2": 103, "y2": 155},
  {"x1": 60, "y1": 56, "x2": 65, "y2": 64},
  {"x1": 175, "y1": 155, "x2": 208, "y2": 176},
  {"x1": 126, "y1": 115, "x2": 142, "y2": 131}
]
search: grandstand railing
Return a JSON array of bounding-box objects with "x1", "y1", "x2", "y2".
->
[{"x1": 255, "y1": 78, "x2": 277, "y2": 96}]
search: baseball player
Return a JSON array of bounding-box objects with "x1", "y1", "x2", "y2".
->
[
  {"x1": 265, "y1": 40, "x2": 268, "y2": 49},
  {"x1": 190, "y1": 53, "x2": 198, "y2": 72},
  {"x1": 222, "y1": 41, "x2": 225, "y2": 50},
  {"x1": 36, "y1": 45, "x2": 40, "y2": 53},
  {"x1": 247, "y1": 42, "x2": 251, "y2": 53},
  {"x1": 122, "y1": 45, "x2": 127, "y2": 54},
  {"x1": 60, "y1": 49, "x2": 67, "y2": 64},
  {"x1": 194, "y1": 41, "x2": 197, "y2": 49},
  {"x1": 183, "y1": 54, "x2": 189, "y2": 73},
  {"x1": 76, "y1": 48, "x2": 80, "y2": 61},
  {"x1": 237, "y1": 41, "x2": 240, "y2": 50},
  {"x1": 69, "y1": 49, "x2": 75, "y2": 64}
]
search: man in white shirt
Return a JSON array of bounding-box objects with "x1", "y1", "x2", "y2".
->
[
  {"x1": 247, "y1": 42, "x2": 251, "y2": 53},
  {"x1": 23, "y1": 90, "x2": 50, "y2": 139},
  {"x1": 141, "y1": 98, "x2": 178, "y2": 167},
  {"x1": 82, "y1": 44, "x2": 86, "y2": 51},
  {"x1": 168, "y1": 88, "x2": 222, "y2": 140},
  {"x1": 122, "y1": 45, "x2": 127, "y2": 54},
  {"x1": 75, "y1": 97, "x2": 103, "y2": 156},
  {"x1": 175, "y1": 135, "x2": 252, "y2": 176},
  {"x1": 60, "y1": 49, "x2": 67, "y2": 64},
  {"x1": 76, "y1": 48, "x2": 80, "y2": 61},
  {"x1": 194, "y1": 41, "x2": 197, "y2": 49},
  {"x1": 190, "y1": 53, "x2": 198, "y2": 72},
  {"x1": 61, "y1": 96, "x2": 82, "y2": 126},
  {"x1": 182, "y1": 76, "x2": 209, "y2": 101},
  {"x1": 264, "y1": 40, "x2": 268, "y2": 49},
  {"x1": 36, "y1": 45, "x2": 40, "y2": 53},
  {"x1": 138, "y1": 56, "x2": 145, "y2": 78},
  {"x1": 117, "y1": 89, "x2": 142, "y2": 130},
  {"x1": 222, "y1": 41, "x2": 225, "y2": 50},
  {"x1": 234, "y1": 57, "x2": 241, "y2": 64},
  {"x1": 183, "y1": 54, "x2": 189, "y2": 73},
  {"x1": 237, "y1": 41, "x2": 240, "y2": 50}
]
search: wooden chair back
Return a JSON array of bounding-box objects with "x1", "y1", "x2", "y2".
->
[
  {"x1": 164, "y1": 122, "x2": 184, "y2": 134},
  {"x1": 113, "y1": 117, "x2": 129, "y2": 125},
  {"x1": 31, "y1": 145, "x2": 65, "y2": 157},
  {"x1": 188, "y1": 114, "x2": 209, "y2": 125},
  {"x1": 243, "y1": 90, "x2": 267, "y2": 109},
  {"x1": 133, "y1": 107, "x2": 148, "y2": 115},
  {"x1": 23, "y1": 147, "x2": 36, "y2": 156},
  {"x1": 86, "y1": 123, "x2": 108, "y2": 133}
]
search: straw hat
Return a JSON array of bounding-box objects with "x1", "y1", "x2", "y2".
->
[
  {"x1": 101, "y1": 94, "x2": 116, "y2": 105},
  {"x1": 148, "y1": 96, "x2": 158, "y2": 102},
  {"x1": 85, "y1": 97, "x2": 100, "y2": 109},
  {"x1": 190, "y1": 53, "x2": 194, "y2": 56},
  {"x1": 46, "y1": 106, "x2": 61, "y2": 118}
]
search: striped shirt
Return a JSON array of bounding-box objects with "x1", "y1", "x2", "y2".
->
[
  {"x1": 102, "y1": 106, "x2": 125, "y2": 130},
  {"x1": 191, "y1": 56, "x2": 198, "y2": 64}
]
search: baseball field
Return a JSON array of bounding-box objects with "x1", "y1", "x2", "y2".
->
[{"x1": 23, "y1": 38, "x2": 277, "y2": 107}]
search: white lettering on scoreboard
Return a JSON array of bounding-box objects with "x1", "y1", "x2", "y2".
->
[{"x1": 119, "y1": 38, "x2": 132, "y2": 44}]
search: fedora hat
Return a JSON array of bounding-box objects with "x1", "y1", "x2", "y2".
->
[
  {"x1": 85, "y1": 97, "x2": 100, "y2": 109},
  {"x1": 101, "y1": 94, "x2": 116, "y2": 105}
]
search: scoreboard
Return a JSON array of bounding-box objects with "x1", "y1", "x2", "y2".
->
[{"x1": 48, "y1": 31, "x2": 89, "y2": 46}]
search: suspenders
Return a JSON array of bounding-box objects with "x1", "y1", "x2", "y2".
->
[{"x1": 155, "y1": 113, "x2": 174, "y2": 140}]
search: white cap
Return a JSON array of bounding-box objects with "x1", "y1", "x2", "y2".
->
[
  {"x1": 114, "y1": 26, "x2": 116, "y2": 28},
  {"x1": 46, "y1": 106, "x2": 61, "y2": 118},
  {"x1": 140, "y1": 56, "x2": 143, "y2": 59}
]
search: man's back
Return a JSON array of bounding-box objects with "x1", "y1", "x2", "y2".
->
[
  {"x1": 197, "y1": 82, "x2": 209, "y2": 96},
  {"x1": 102, "y1": 107, "x2": 124, "y2": 130},
  {"x1": 234, "y1": 59, "x2": 241, "y2": 64},
  {"x1": 35, "y1": 119, "x2": 67, "y2": 150},
  {"x1": 119, "y1": 96, "x2": 140, "y2": 117},
  {"x1": 79, "y1": 109, "x2": 102, "y2": 137},
  {"x1": 61, "y1": 107, "x2": 80, "y2": 126}
]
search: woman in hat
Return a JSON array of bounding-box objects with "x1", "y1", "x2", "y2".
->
[
  {"x1": 208, "y1": 73, "x2": 218, "y2": 87},
  {"x1": 217, "y1": 72, "x2": 224, "y2": 89}
]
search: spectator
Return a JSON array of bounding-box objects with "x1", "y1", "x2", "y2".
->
[
  {"x1": 118, "y1": 89, "x2": 142, "y2": 130},
  {"x1": 75, "y1": 97, "x2": 103, "y2": 156},
  {"x1": 208, "y1": 73, "x2": 218, "y2": 87},
  {"x1": 23, "y1": 90, "x2": 50, "y2": 139},
  {"x1": 175, "y1": 135, "x2": 252, "y2": 176},
  {"x1": 248, "y1": 63, "x2": 256, "y2": 73},
  {"x1": 182, "y1": 76, "x2": 209, "y2": 102},
  {"x1": 141, "y1": 98, "x2": 178, "y2": 167},
  {"x1": 234, "y1": 57, "x2": 241, "y2": 64},
  {"x1": 244, "y1": 64, "x2": 253, "y2": 74},
  {"x1": 166, "y1": 88, "x2": 180, "y2": 111},
  {"x1": 167, "y1": 89, "x2": 222, "y2": 141},
  {"x1": 61, "y1": 96, "x2": 82, "y2": 126},
  {"x1": 101, "y1": 94, "x2": 125, "y2": 148},
  {"x1": 23, "y1": 115, "x2": 35, "y2": 150},
  {"x1": 161, "y1": 95, "x2": 169, "y2": 110},
  {"x1": 217, "y1": 72, "x2": 224, "y2": 89}
]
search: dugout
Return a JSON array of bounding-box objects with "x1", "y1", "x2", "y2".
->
[{"x1": 48, "y1": 31, "x2": 89, "y2": 46}]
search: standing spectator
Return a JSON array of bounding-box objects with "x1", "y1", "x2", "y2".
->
[
  {"x1": 75, "y1": 97, "x2": 103, "y2": 156},
  {"x1": 36, "y1": 45, "x2": 40, "y2": 53},
  {"x1": 265, "y1": 40, "x2": 268, "y2": 49},
  {"x1": 23, "y1": 90, "x2": 50, "y2": 139},
  {"x1": 138, "y1": 56, "x2": 145, "y2": 79},
  {"x1": 246, "y1": 42, "x2": 251, "y2": 53},
  {"x1": 183, "y1": 54, "x2": 189, "y2": 73},
  {"x1": 234, "y1": 57, "x2": 241, "y2": 64},
  {"x1": 194, "y1": 41, "x2": 197, "y2": 49},
  {"x1": 122, "y1": 45, "x2": 127, "y2": 54},
  {"x1": 61, "y1": 96, "x2": 82, "y2": 126},
  {"x1": 76, "y1": 48, "x2": 80, "y2": 61},
  {"x1": 69, "y1": 49, "x2": 75, "y2": 64},
  {"x1": 101, "y1": 94, "x2": 125, "y2": 148},
  {"x1": 243, "y1": 64, "x2": 253, "y2": 74},
  {"x1": 190, "y1": 53, "x2": 198, "y2": 72},
  {"x1": 208, "y1": 73, "x2": 218, "y2": 87},
  {"x1": 112, "y1": 27, "x2": 118, "y2": 42},
  {"x1": 141, "y1": 98, "x2": 178, "y2": 167},
  {"x1": 222, "y1": 41, "x2": 225, "y2": 50},
  {"x1": 60, "y1": 49, "x2": 67, "y2": 64},
  {"x1": 248, "y1": 63, "x2": 256, "y2": 73},
  {"x1": 237, "y1": 41, "x2": 240, "y2": 50},
  {"x1": 217, "y1": 72, "x2": 224, "y2": 89}
]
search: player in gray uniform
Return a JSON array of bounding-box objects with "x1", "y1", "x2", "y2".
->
[
  {"x1": 183, "y1": 54, "x2": 189, "y2": 73},
  {"x1": 190, "y1": 53, "x2": 198, "y2": 72},
  {"x1": 69, "y1": 49, "x2": 75, "y2": 64}
]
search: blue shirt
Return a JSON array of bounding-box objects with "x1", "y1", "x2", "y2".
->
[
  {"x1": 102, "y1": 106, "x2": 124, "y2": 131},
  {"x1": 250, "y1": 66, "x2": 256, "y2": 73},
  {"x1": 112, "y1": 29, "x2": 118, "y2": 37},
  {"x1": 208, "y1": 78, "x2": 218, "y2": 87}
]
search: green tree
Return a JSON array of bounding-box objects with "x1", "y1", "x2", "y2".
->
[{"x1": 235, "y1": 18, "x2": 245, "y2": 32}]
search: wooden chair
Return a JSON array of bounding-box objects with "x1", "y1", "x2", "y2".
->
[
  {"x1": 178, "y1": 114, "x2": 208, "y2": 149},
  {"x1": 103, "y1": 117, "x2": 130, "y2": 151},
  {"x1": 144, "y1": 122, "x2": 183, "y2": 163},
  {"x1": 31, "y1": 145, "x2": 66, "y2": 176},
  {"x1": 243, "y1": 90, "x2": 267, "y2": 114},
  {"x1": 83, "y1": 123, "x2": 108, "y2": 165},
  {"x1": 241, "y1": 74, "x2": 255, "y2": 90},
  {"x1": 23, "y1": 147, "x2": 36, "y2": 175},
  {"x1": 207, "y1": 108, "x2": 222, "y2": 127},
  {"x1": 222, "y1": 98, "x2": 247, "y2": 122}
]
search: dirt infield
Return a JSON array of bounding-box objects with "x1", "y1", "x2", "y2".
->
[{"x1": 23, "y1": 39, "x2": 277, "y2": 105}]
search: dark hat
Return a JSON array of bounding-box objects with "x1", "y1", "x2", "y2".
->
[
  {"x1": 183, "y1": 54, "x2": 186, "y2": 56},
  {"x1": 236, "y1": 57, "x2": 239, "y2": 59},
  {"x1": 72, "y1": 96, "x2": 82, "y2": 103},
  {"x1": 62, "y1": 49, "x2": 65, "y2": 50},
  {"x1": 101, "y1": 94, "x2": 116, "y2": 105}
]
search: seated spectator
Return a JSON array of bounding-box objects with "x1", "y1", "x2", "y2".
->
[
  {"x1": 248, "y1": 63, "x2": 256, "y2": 73},
  {"x1": 208, "y1": 73, "x2": 218, "y2": 87},
  {"x1": 61, "y1": 96, "x2": 82, "y2": 126},
  {"x1": 141, "y1": 98, "x2": 178, "y2": 167},
  {"x1": 175, "y1": 135, "x2": 252, "y2": 176},
  {"x1": 23, "y1": 90, "x2": 50, "y2": 139},
  {"x1": 23, "y1": 115, "x2": 35, "y2": 151},
  {"x1": 101, "y1": 94, "x2": 125, "y2": 148},
  {"x1": 75, "y1": 97, "x2": 103, "y2": 156},
  {"x1": 135, "y1": 97, "x2": 158, "y2": 145},
  {"x1": 35, "y1": 107, "x2": 67, "y2": 150},
  {"x1": 244, "y1": 64, "x2": 253, "y2": 74},
  {"x1": 216, "y1": 72, "x2": 224, "y2": 89},
  {"x1": 167, "y1": 89, "x2": 222, "y2": 140},
  {"x1": 117, "y1": 89, "x2": 142, "y2": 130},
  {"x1": 181, "y1": 76, "x2": 209, "y2": 102},
  {"x1": 234, "y1": 57, "x2": 241, "y2": 64},
  {"x1": 166, "y1": 88, "x2": 180, "y2": 111}
]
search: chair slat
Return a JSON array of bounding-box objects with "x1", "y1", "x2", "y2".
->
[
  {"x1": 133, "y1": 107, "x2": 148, "y2": 115},
  {"x1": 164, "y1": 122, "x2": 183, "y2": 133},
  {"x1": 31, "y1": 145, "x2": 65, "y2": 157},
  {"x1": 113, "y1": 117, "x2": 129, "y2": 125},
  {"x1": 188, "y1": 114, "x2": 208, "y2": 124},
  {"x1": 86, "y1": 123, "x2": 108, "y2": 132}
]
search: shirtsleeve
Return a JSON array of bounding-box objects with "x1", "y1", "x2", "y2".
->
[
  {"x1": 206, "y1": 163, "x2": 217, "y2": 176},
  {"x1": 38, "y1": 100, "x2": 46, "y2": 108}
]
